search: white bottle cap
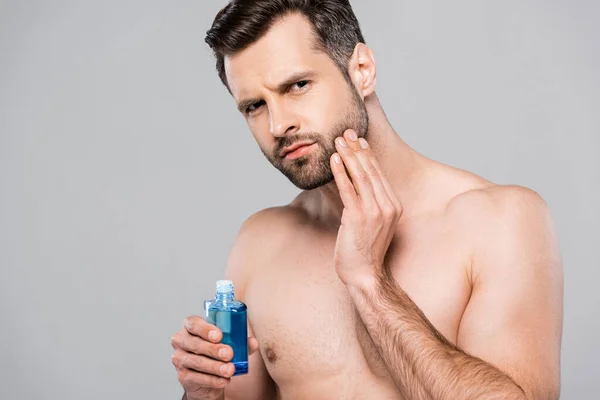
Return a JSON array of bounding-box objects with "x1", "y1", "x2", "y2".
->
[{"x1": 216, "y1": 280, "x2": 234, "y2": 293}]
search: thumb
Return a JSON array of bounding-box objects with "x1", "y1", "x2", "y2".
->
[{"x1": 248, "y1": 337, "x2": 260, "y2": 355}]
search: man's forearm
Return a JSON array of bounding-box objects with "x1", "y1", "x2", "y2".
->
[{"x1": 346, "y1": 272, "x2": 526, "y2": 400}]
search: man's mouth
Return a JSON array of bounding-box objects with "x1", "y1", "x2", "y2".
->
[{"x1": 280, "y1": 141, "x2": 317, "y2": 159}]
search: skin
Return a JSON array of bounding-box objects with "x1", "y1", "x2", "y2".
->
[{"x1": 171, "y1": 13, "x2": 563, "y2": 400}]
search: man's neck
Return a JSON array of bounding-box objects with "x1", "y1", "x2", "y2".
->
[{"x1": 317, "y1": 95, "x2": 434, "y2": 222}]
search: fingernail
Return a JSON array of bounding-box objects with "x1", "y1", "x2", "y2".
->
[
  {"x1": 209, "y1": 330, "x2": 218, "y2": 342},
  {"x1": 185, "y1": 320, "x2": 191, "y2": 330},
  {"x1": 337, "y1": 138, "x2": 347, "y2": 147},
  {"x1": 348, "y1": 131, "x2": 358, "y2": 141},
  {"x1": 220, "y1": 364, "x2": 230, "y2": 375},
  {"x1": 333, "y1": 153, "x2": 341, "y2": 164},
  {"x1": 359, "y1": 138, "x2": 369, "y2": 149},
  {"x1": 218, "y1": 348, "x2": 229, "y2": 359}
]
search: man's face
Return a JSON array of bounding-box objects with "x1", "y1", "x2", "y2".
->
[{"x1": 225, "y1": 14, "x2": 369, "y2": 190}]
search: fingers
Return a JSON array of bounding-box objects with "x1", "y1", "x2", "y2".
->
[
  {"x1": 353, "y1": 137, "x2": 392, "y2": 212},
  {"x1": 334, "y1": 132, "x2": 377, "y2": 209},
  {"x1": 172, "y1": 349, "x2": 236, "y2": 378},
  {"x1": 248, "y1": 337, "x2": 260, "y2": 355},
  {"x1": 171, "y1": 331, "x2": 233, "y2": 360},
  {"x1": 330, "y1": 151, "x2": 359, "y2": 210},
  {"x1": 184, "y1": 316, "x2": 222, "y2": 343},
  {"x1": 334, "y1": 130, "x2": 394, "y2": 212},
  {"x1": 172, "y1": 318, "x2": 259, "y2": 395},
  {"x1": 176, "y1": 367, "x2": 231, "y2": 391}
]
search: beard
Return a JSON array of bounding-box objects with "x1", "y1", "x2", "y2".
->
[{"x1": 261, "y1": 87, "x2": 369, "y2": 191}]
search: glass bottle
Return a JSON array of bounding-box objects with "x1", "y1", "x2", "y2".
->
[{"x1": 203, "y1": 280, "x2": 248, "y2": 376}]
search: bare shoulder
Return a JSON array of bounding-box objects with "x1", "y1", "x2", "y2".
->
[
  {"x1": 447, "y1": 184, "x2": 552, "y2": 224},
  {"x1": 224, "y1": 204, "x2": 309, "y2": 294},
  {"x1": 236, "y1": 203, "x2": 311, "y2": 246},
  {"x1": 445, "y1": 184, "x2": 560, "y2": 279}
]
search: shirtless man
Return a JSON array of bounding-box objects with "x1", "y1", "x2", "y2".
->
[{"x1": 170, "y1": 1, "x2": 563, "y2": 399}]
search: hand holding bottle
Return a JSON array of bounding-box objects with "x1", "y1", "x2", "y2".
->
[{"x1": 171, "y1": 316, "x2": 260, "y2": 400}]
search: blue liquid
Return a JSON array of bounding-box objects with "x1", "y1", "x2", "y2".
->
[{"x1": 204, "y1": 295, "x2": 248, "y2": 376}]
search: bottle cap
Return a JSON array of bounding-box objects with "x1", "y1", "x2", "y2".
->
[{"x1": 216, "y1": 280, "x2": 234, "y2": 293}]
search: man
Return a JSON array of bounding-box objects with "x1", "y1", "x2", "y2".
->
[{"x1": 171, "y1": 1, "x2": 563, "y2": 399}]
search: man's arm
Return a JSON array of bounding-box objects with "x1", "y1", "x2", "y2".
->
[
  {"x1": 346, "y1": 187, "x2": 563, "y2": 400},
  {"x1": 221, "y1": 210, "x2": 278, "y2": 400},
  {"x1": 177, "y1": 210, "x2": 277, "y2": 400}
]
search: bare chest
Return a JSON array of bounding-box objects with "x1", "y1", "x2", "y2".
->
[{"x1": 244, "y1": 220, "x2": 472, "y2": 388}]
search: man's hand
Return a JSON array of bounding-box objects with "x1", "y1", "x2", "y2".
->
[
  {"x1": 329, "y1": 129, "x2": 403, "y2": 286},
  {"x1": 171, "y1": 316, "x2": 260, "y2": 400}
]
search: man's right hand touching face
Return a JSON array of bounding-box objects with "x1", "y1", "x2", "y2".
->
[{"x1": 171, "y1": 316, "x2": 260, "y2": 400}]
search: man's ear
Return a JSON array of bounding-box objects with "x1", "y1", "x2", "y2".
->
[{"x1": 347, "y1": 43, "x2": 377, "y2": 99}]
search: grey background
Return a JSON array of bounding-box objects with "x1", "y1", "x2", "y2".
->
[{"x1": 1, "y1": 0, "x2": 598, "y2": 399}]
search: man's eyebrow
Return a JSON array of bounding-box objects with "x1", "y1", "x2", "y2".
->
[
  {"x1": 275, "y1": 70, "x2": 317, "y2": 93},
  {"x1": 236, "y1": 70, "x2": 318, "y2": 113}
]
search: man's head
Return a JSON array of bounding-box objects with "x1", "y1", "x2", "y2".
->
[{"x1": 205, "y1": 0, "x2": 376, "y2": 190}]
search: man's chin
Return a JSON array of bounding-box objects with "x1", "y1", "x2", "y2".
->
[
  {"x1": 273, "y1": 152, "x2": 335, "y2": 190},
  {"x1": 287, "y1": 173, "x2": 334, "y2": 191}
]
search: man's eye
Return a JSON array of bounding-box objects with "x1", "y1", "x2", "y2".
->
[
  {"x1": 292, "y1": 80, "x2": 310, "y2": 91},
  {"x1": 247, "y1": 100, "x2": 265, "y2": 113}
]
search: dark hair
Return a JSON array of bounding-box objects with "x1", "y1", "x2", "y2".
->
[{"x1": 205, "y1": 0, "x2": 365, "y2": 90}]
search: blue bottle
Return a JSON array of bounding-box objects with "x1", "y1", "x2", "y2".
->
[{"x1": 203, "y1": 280, "x2": 248, "y2": 376}]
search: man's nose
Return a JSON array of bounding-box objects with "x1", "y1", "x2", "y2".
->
[{"x1": 269, "y1": 103, "x2": 300, "y2": 137}]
